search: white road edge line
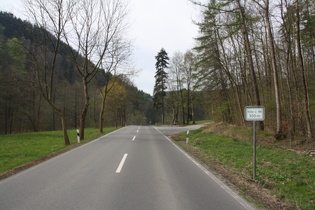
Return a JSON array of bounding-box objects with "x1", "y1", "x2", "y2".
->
[
  {"x1": 132, "y1": 136, "x2": 136, "y2": 141},
  {"x1": 1, "y1": 127, "x2": 128, "y2": 182},
  {"x1": 153, "y1": 127, "x2": 256, "y2": 210},
  {"x1": 116, "y1": 153, "x2": 128, "y2": 174}
]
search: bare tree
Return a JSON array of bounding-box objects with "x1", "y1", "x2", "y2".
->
[
  {"x1": 295, "y1": 0, "x2": 313, "y2": 141},
  {"x1": 253, "y1": 0, "x2": 283, "y2": 138},
  {"x1": 236, "y1": 0, "x2": 264, "y2": 130},
  {"x1": 169, "y1": 52, "x2": 185, "y2": 124},
  {"x1": 183, "y1": 51, "x2": 196, "y2": 124},
  {"x1": 98, "y1": 37, "x2": 132, "y2": 133},
  {"x1": 25, "y1": 0, "x2": 75, "y2": 145},
  {"x1": 98, "y1": 77, "x2": 115, "y2": 133},
  {"x1": 64, "y1": 0, "x2": 130, "y2": 139}
]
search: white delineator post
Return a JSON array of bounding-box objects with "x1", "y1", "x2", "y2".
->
[
  {"x1": 76, "y1": 129, "x2": 80, "y2": 143},
  {"x1": 186, "y1": 130, "x2": 190, "y2": 144}
]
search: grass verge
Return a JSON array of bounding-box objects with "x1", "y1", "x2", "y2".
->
[
  {"x1": 172, "y1": 123, "x2": 315, "y2": 209},
  {"x1": 0, "y1": 128, "x2": 118, "y2": 177}
]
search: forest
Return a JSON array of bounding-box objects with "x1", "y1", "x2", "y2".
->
[
  {"x1": 154, "y1": 0, "x2": 315, "y2": 143},
  {"x1": 0, "y1": 11, "x2": 157, "y2": 140}
]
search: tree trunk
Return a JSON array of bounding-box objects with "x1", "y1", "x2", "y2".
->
[
  {"x1": 180, "y1": 89, "x2": 185, "y2": 124},
  {"x1": 296, "y1": 0, "x2": 313, "y2": 141},
  {"x1": 36, "y1": 92, "x2": 41, "y2": 132},
  {"x1": 99, "y1": 105, "x2": 105, "y2": 133},
  {"x1": 186, "y1": 88, "x2": 190, "y2": 125},
  {"x1": 172, "y1": 107, "x2": 178, "y2": 125},
  {"x1": 263, "y1": 0, "x2": 283, "y2": 138},
  {"x1": 229, "y1": 35, "x2": 246, "y2": 126},
  {"x1": 162, "y1": 98, "x2": 165, "y2": 125},
  {"x1": 52, "y1": 108, "x2": 56, "y2": 131},
  {"x1": 285, "y1": 48, "x2": 295, "y2": 140},
  {"x1": 79, "y1": 79, "x2": 90, "y2": 140},
  {"x1": 236, "y1": 0, "x2": 264, "y2": 130},
  {"x1": 74, "y1": 90, "x2": 78, "y2": 129},
  {"x1": 98, "y1": 88, "x2": 107, "y2": 133},
  {"x1": 79, "y1": 104, "x2": 88, "y2": 140},
  {"x1": 49, "y1": 103, "x2": 70, "y2": 145},
  {"x1": 61, "y1": 110, "x2": 70, "y2": 145},
  {"x1": 280, "y1": 0, "x2": 295, "y2": 139},
  {"x1": 215, "y1": 29, "x2": 235, "y2": 124},
  {"x1": 192, "y1": 100, "x2": 196, "y2": 124}
]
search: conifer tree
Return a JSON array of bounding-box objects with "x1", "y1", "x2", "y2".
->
[{"x1": 153, "y1": 48, "x2": 169, "y2": 124}]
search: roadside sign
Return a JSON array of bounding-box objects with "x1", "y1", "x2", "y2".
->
[
  {"x1": 245, "y1": 106, "x2": 265, "y2": 180},
  {"x1": 245, "y1": 106, "x2": 265, "y2": 121}
]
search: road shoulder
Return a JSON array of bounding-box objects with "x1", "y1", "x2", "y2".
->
[{"x1": 170, "y1": 134, "x2": 292, "y2": 209}]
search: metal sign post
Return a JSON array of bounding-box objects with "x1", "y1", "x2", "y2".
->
[
  {"x1": 245, "y1": 106, "x2": 265, "y2": 180},
  {"x1": 253, "y1": 121, "x2": 257, "y2": 179}
]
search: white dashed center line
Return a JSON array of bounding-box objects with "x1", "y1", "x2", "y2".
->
[{"x1": 116, "y1": 153, "x2": 128, "y2": 173}]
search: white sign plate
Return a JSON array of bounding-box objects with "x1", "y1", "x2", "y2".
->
[{"x1": 245, "y1": 106, "x2": 265, "y2": 121}]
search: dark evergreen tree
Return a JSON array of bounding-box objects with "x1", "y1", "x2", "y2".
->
[{"x1": 153, "y1": 48, "x2": 169, "y2": 124}]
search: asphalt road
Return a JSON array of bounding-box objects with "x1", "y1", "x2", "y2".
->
[{"x1": 0, "y1": 125, "x2": 256, "y2": 210}]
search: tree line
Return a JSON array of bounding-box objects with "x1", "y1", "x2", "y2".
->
[
  {"x1": 153, "y1": 48, "x2": 209, "y2": 125},
  {"x1": 0, "y1": 6, "x2": 156, "y2": 144},
  {"x1": 193, "y1": 0, "x2": 315, "y2": 141},
  {"x1": 154, "y1": 0, "x2": 315, "y2": 142}
]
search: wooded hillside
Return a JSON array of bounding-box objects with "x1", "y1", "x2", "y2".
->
[{"x1": 0, "y1": 12, "x2": 155, "y2": 135}]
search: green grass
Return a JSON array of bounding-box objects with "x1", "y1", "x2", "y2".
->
[
  {"x1": 177, "y1": 128, "x2": 315, "y2": 209},
  {"x1": 0, "y1": 128, "x2": 117, "y2": 174}
]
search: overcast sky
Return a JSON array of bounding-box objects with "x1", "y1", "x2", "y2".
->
[{"x1": 0, "y1": 0, "x2": 202, "y2": 95}]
